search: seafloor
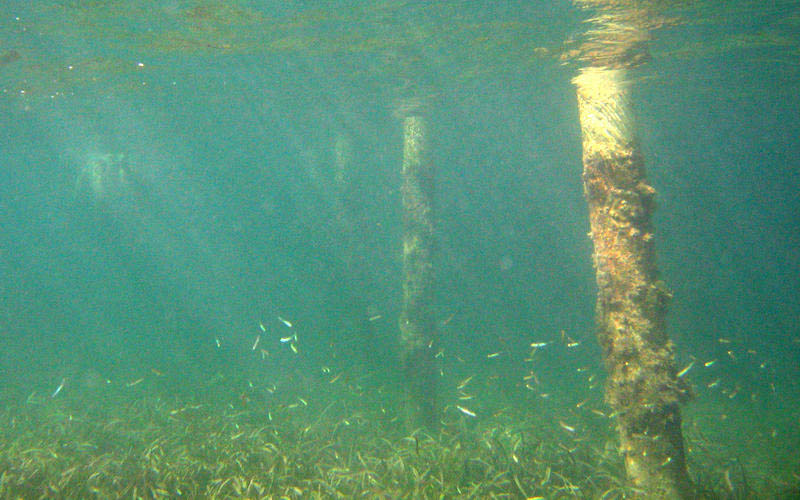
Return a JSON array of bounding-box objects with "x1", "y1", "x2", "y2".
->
[{"x1": 1, "y1": 368, "x2": 797, "y2": 499}]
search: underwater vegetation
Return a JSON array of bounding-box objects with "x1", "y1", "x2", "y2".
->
[{"x1": 0, "y1": 372, "x2": 796, "y2": 499}]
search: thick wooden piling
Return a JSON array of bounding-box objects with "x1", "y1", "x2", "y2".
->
[{"x1": 574, "y1": 66, "x2": 694, "y2": 498}]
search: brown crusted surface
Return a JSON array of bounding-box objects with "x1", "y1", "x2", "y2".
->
[{"x1": 575, "y1": 67, "x2": 694, "y2": 498}]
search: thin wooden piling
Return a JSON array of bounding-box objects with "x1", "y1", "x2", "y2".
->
[{"x1": 398, "y1": 112, "x2": 438, "y2": 428}]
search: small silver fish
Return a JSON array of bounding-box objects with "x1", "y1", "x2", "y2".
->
[
  {"x1": 456, "y1": 405, "x2": 476, "y2": 417},
  {"x1": 51, "y1": 378, "x2": 66, "y2": 398},
  {"x1": 677, "y1": 361, "x2": 695, "y2": 378},
  {"x1": 559, "y1": 420, "x2": 576, "y2": 433}
]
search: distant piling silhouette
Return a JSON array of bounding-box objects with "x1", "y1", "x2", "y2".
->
[{"x1": 397, "y1": 106, "x2": 438, "y2": 429}]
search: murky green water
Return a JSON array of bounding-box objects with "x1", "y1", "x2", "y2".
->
[{"x1": 1, "y1": 1, "x2": 798, "y2": 497}]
